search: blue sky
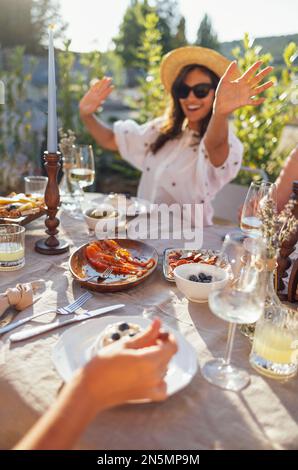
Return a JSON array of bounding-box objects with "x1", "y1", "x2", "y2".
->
[{"x1": 57, "y1": 0, "x2": 298, "y2": 52}]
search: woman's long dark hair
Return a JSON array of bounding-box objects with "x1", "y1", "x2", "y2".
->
[{"x1": 150, "y1": 64, "x2": 220, "y2": 154}]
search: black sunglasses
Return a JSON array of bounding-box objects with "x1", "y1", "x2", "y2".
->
[{"x1": 175, "y1": 82, "x2": 214, "y2": 99}]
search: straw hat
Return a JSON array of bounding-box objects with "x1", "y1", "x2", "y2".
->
[{"x1": 160, "y1": 46, "x2": 240, "y2": 92}]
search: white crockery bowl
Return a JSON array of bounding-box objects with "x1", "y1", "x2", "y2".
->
[
  {"x1": 83, "y1": 204, "x2": 124, "y2": 233},
  {"x1": 173, "y1": 262, "x2": 229, "y2": 303}
]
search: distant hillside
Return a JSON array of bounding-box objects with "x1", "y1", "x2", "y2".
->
[{"x1": 220, "y1": 34, "x2": 298, "y2": 65}]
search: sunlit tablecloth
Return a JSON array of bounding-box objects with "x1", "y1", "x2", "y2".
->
[{"x1": 0, "y1": 195, "x2": 297, "y2": 450}]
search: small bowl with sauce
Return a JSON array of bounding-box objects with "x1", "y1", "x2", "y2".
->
[{"x1": 83, "y1": 204, "x2": 124, "y2": 235}]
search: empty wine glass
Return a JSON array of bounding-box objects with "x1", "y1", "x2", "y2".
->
[
  {"x1": 201, "y1": 231, "x2": 267, "y2": 391},
  {"x1": 240, "y1": 181, "x2": 277, "y2": 238}
]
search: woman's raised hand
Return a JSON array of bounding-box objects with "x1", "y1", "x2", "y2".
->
[
  {"x1": 79, "y1": 76, "x2": 114, "y2": 117},
  {"x1": 80, "y1": 318, "x2": 178, "y2": 411},
  {"x1": 213, "y1": 61, "x2": 274, "y2": 116}
]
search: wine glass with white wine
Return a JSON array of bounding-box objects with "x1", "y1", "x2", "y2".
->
[
  {"x1": 69, "y1": 145, "x2": 95, "y2": 213},
  {"x1": 240, "y1": 181, "x2": 277, "y2": 237}
]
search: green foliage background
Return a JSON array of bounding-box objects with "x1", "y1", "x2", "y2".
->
[{"x1": 232, "y1": 34, "x2": 298, "y2": 184}]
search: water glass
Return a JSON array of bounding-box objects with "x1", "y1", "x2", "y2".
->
[
  {"x1": 24, "y1": 176, "x2": 48, "y2": 197},
  {"x1": 0, "y1": 224, "x2": 25, "y2": 271}
]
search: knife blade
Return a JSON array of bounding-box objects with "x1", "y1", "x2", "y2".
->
[{"x1": 9, "y1": 304, "x2": 125, "y2": 342}]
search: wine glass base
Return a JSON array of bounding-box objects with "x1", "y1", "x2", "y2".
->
[{"x1": 201, "y1": 358, "x2": 250, "y2": 392}]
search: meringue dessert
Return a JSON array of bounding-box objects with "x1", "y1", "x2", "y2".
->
[{"x1": 94, "y1": 321, "x2": 143, "y2": 350}]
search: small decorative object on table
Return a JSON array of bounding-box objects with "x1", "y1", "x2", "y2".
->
[{"x1": 0, "y1": 280, "x2": 44, "y2": 316}]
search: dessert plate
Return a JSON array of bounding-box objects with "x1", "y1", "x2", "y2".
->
[{"x1": 52, "y1": 315, "x2": 198, "y2": 400}]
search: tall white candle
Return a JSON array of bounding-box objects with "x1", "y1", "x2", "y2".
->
[{"x1": 47, "y1": 26, "x2": 58, "y2": 153}]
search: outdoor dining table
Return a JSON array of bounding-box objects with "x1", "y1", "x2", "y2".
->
[{"x1": 0, "y1": 194, "x2": 297, "y2": 450}]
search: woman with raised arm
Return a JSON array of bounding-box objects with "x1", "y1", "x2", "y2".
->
[{"x1": 80, "y1": 46, "x2": 273, "y2": 225}]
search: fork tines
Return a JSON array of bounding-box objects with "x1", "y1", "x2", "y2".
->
[
  {"x1": 69, "y1": 291, "x2": 93, "y2": 311},
  {"x1": 83, "y1": 266, "x2": 113, "y2": 283},
  {"x1": 102, "y1": 266, "x2": 113, "y2": 277}
]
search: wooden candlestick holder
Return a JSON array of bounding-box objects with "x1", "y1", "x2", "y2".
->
[{"x1": 35, "y1": 151, "x2": 69, "y2": 255}]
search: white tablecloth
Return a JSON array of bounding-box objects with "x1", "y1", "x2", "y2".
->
[{"x1": 0, "y1": 197, "x2": 297, "y2": 450}]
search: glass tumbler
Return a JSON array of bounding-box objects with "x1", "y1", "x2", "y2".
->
[
  {"x1": 24, "y1": 176, "x2": 48, "y2": 197},
  {"x1": 0, "y1": 224, "x2": 25, "y2": 271}
]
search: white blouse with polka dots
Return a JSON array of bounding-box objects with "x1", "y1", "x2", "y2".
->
[{"x1": 114, "y1": 117, "x2": 243, "y2": 225}]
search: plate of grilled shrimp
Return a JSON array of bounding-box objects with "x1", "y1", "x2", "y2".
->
[{"x1": 69, "y1": 238, "x2": 158, "y2": 292}]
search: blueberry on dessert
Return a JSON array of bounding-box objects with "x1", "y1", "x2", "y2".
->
[
  {"x1": 111, "y1": 332, "x2": 121, "y2": 341},
  {"x1": 95, "y1": 321, "x2": 143, "y2": 349},
  {"x1": 118, "y1": 322, "x2": 130, "y2": 331}
]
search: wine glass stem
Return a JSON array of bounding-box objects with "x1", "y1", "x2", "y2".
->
[
  {"x1": 74, "y1": 185, "x2": 84, "y2": 209},
  {"x1": 80, "y1": 186, "x2": 85, "y2": 205},
  {"x1": 224, "y1": 323, "x2": 237, "y2": 366}
]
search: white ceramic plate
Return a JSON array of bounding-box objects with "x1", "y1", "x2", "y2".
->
[
  {"x1": 163, "y1": 248, "x2": 223, "y2": 283},
  {"x1": 52, "y1": 315, "x2": 198, "y2": 399},
  {"x1": 90, "y1": 194, "x2": 151, "y2": 216}
]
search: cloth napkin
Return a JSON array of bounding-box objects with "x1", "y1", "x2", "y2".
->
[{"x1": 0, "y1": 281, "x2": 44, "y2": 316}]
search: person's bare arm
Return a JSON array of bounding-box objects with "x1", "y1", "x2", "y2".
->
[
  {"x1": 14, "y1": 319, "x2": 177, "y2": 450},
  {"x1": 275, "y1": 146, "x2": 298, "y2": 212},
  {"x1": 203, "y1": 110, "x2": 230, "y2": 168},
  {"x1": 79, "y1": 77, "x2": 118, "y2": 152},
  {"x1": 13, "y1": 371, "x2": 103, "y2": 450},
  {"x1": 205, "y1": 61, "x2": 273, "y2": 168},
  {"x1": 80, "y1": 114, "x2": 118, "y2": 151}
]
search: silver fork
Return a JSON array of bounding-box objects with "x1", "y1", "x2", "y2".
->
[
  {"x1": 0, "y1": 291, "x2": 93, "y2": 335},
  {"x1": 83, "y1": 266, "x2": 113, "y2": 282}
]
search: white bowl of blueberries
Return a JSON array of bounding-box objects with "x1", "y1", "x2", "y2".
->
[{"x1": 173, "y1": 263, "x2": 229, "y2": 303}]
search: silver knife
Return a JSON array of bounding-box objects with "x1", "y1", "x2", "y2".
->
[{"x1": 9, "y1": 304, "x2": 125, "y2": 342}]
